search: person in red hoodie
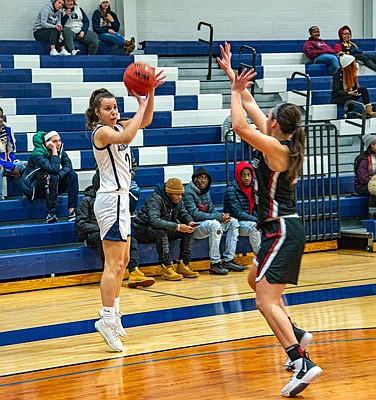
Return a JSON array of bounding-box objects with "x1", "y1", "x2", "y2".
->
[
  {"x1": 223, "y1": 161, "x2": 261, "y2": 255},
  {"x1": 303, "y1": 25, "x2": 340, "y2": 75},
  {"x1": 333, "y1": 25, "x2": 376, "y2": 72}
]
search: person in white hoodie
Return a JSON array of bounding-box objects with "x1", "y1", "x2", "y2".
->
[
  {"x1": 33, "y1": 0, "x2": 71, "y2": 56},
  {"x1": 62, "y1": 0, "x2": 99, "y2": 55}
]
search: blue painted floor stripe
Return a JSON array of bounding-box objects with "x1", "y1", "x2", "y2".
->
[{"x1": 0, "y1": 283, "x2": 374, "y2": 347}]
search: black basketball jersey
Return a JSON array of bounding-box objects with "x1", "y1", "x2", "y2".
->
[{"x1": 251, "y1": 140, "x2": 297, "y2": 223}]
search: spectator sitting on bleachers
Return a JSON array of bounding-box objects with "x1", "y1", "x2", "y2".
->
[
  {"x1": 333, "y1": 25, "x2": 376, "y2": 72},
  {"x1": 354, "y1": 134, "x2": 376, "y2": 218},
  {"x1": 92, "y1": 0, "x2": 135, "y2": 55},
  {"x1": 133, "y1": 177, "x2": 199, "y2": 281},
  {"x1": 303, "y1": 25, "x2": 340, "y2": 75},
  {"x1": 183, "y1": 167, "x2": 245, "y2": 275},
  {"x1": 221, "y1": 114, "x2": 252, "y2": 142},
  {"x1": 0, "y1": 107, "x2": 27, "y2": 200},
  {"x1": 33, "y1": 0, "x2": 71, "y2": 56},
  {"x1": 22, "y1": 130, "x2": 78, "y2": 223},
  {"x1": 331, "y1": 54, "x2": 376, "y2": 118},
  {"x1": 75, "y1": 170, "x2": 155, "y2": 288},
  {"x1": 224, "y1": 161, "x2": 261, "y2": 256},
  {"x1": 62, "y1": 0, "x2": 99, "y2": 55}
]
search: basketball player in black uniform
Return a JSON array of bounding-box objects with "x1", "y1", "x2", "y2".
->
[{"x1": 217, "y1": 42, "x2": 322, "y2": 397}]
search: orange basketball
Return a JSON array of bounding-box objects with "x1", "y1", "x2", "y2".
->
[{"x1": 123, "y1": 62, "x2": 156, "y2": 95}]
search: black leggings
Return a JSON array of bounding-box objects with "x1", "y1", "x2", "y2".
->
[{"x1": 34, "y1": 28, "x2": 64, "y2": 49}]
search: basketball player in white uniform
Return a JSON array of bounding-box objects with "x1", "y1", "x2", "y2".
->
[{"x1": 85, "y1": 75, "x2": 164, "y2": 351}]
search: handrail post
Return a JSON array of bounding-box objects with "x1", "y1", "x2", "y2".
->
[
  {"x1": 290, "y1": 71, "x2": 311, "y2": 126},
  {"x1": 343, "y1": 99, "x2": 368, "y2": 152},
  {"x1": 239, "y1": 45, "x2": 257, "y2": 96},
  {"x1": 197, "y1": 21, "x2": 213, "y2": 80}
]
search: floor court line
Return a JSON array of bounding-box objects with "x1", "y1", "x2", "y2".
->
[{"x1": 1, "y1": 328, "x2": 374, "y2": 387}]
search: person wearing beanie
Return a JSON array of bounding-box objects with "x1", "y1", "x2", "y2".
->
[
  {"x1": 331, "y1": 53, "x2": 376, "y2": 118},
  {"x1": 223, "y1": 162, "x2": 261, "y2": 256},
  {"x1": 92, "y1": 0, "x2": 135, "y2": 54},
  {"x1": 183, "y1": 167, "x2": 245, "y2": 275},
  {"x1": 303, "y1": 26, "x2": 340, "y2": 75},
  {"x1": 354, "y1": 134, "x2": 376, "y2": 218},
  {"x1": 133, "y1": 177, "x2": 199, "y2": 281},
  {"x1": 334, "y1": 25, "x2": 376, "y2": 72}
]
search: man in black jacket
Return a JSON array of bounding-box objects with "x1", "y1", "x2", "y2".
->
[{"x1": 133, "y1": 177, "x2": 199, "y2": 281}]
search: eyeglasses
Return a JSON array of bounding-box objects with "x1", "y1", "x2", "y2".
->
[{"x1": 343, "y1": 32, "x2": 351, "y2": 36}]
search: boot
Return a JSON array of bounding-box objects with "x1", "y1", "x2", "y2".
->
[
  {"x1": 124, "y1": 37, "x2": 135, "y2": 47},
  {"x1": 127, "y1": 267, "x2": 155, "y2": 288},
  {"x1": 124, "y1": 43, "x2": 135, "y2": 55},
  {"x1": 366, "y1": 104, "x2": 376, "y2": 117},
  {"x1": 176, "y1": 260, "x2": 199, "y2": 278},
  {"x1": 161, "y1": 263, "x2": 183, "y2": 281}
]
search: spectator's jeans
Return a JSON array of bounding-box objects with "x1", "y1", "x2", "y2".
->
[
  {"x1": 0, "y1": 160, "x2": 26, "y2": 200},
  {"x1": 314, "y1": 54, "x2": 340, "y2": 75},
  {"x1": 98, "y1": 32, "x2": 125, "y2": 47},
  {"x1": 134, "y1": 226, "x2": 194, "y2": 265},
  {"x1": 239, "y1": 220, "x2": 261, "y2": 255},
  {"x1": 193, "y1": 218, "x2": 239, "y2": 263},
  {"x1": 34, "y1": 170, "x2": 79, "y2": 213}
]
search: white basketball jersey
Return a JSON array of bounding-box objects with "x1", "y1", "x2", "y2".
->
[{"x1": 92, "y1": 123, "x2": 131, "y2": 194}]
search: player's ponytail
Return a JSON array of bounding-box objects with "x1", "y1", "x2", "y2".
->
[
  {"x1": 273, "y1": 103, "x2": 306, "y2": 184},
  {"x1": 85, "y1": 88, "x2": 115, "y2": 129}
]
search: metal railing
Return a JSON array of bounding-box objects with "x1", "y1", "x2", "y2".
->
[
  {"x1": 343, "y1": 99, "x2": 368, "y2": 152},
  {"x1": 197, "y1": 21, "x2": 213, "y2": 80},
  {"x1": 224, "y1": 122, "x2": 340, "y2": 242},
  {"x1": 290, "y1": 71, "x2": 311, "y2": 125},
  {"x1": 238, "y1": 45, "x2": 257, "y2": 96}
]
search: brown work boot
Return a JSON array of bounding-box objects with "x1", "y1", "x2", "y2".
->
[
  {"x1": 366, "y1": 104, "x2": 376, "y2": 118},
  {"x1": 176, "y1": 260, "x2": 199, "y2": 278},
  {"x1": 161, "y1": 263, "x2": 183, "y2": 281},
  {"x1": 127, "y1": 267, "x2": 155, "y2": 288}
]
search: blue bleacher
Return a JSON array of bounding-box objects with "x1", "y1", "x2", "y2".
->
[
  {"x1": 142, "y1": 39, "x2": 376, "y2": 56},
  {"x1": 0, "y1": 40, "x2": 126, "y2": 56},
  {"x1": 1, "y1": 38, "x2": 372, "y2": 284}
]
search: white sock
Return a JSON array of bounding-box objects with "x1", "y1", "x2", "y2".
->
[
  {"x1": 102, "y1": 306, "x2": 116, "y2": 325},
  {"x1": 114, "y1": 298, "x2": 120, "y2": 315}
]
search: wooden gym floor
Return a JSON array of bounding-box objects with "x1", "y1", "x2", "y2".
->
[{"x1": 0, "y1": 249, "x2": 375, "y2": 399}]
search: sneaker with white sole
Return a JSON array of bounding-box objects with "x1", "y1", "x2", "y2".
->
[
  {"x1": 282, "y1": 356, "x2": 322, "y2": 397},
  {"x1": 94, "y1": 318, "x2": 123, "y2": 352},
  {"x1": 284, "y1": 326, "x2": 313, "y2": 372},
  {"x1": 60, "y1": 49, "x2": 71, "y2": 56},
  {"x1": 99, "y1": 310, "x2": 127, "y2": 339},
  {"x1": 71, "y1": 49, "x2": 80, "y2": 56},
  {"x1": 50, "y1": 49, "x2": 60, "y2": 56}
]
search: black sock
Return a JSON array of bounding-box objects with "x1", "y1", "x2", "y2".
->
[{"x1": 285, "y1": 344, "x2": 304, "y2": 362}]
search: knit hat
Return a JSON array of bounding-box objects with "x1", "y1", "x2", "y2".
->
[
  {"x1": 339, "y1": 54, "x2": 355, "y2": 69},
  {"x1": 165, "y1": 178, "x2": 184, "y2": 194},
  {"x1": 362, "y1": 134, "x2": 376, "y2": 149},
  {"x1": 99, "y1": 0, "x2": 110, "y2": 5}
]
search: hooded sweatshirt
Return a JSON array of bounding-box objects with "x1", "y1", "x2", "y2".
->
[
  {"x1": 22, "y1": 131, "x2": 72, "y2": 199},
  {"x1": 223, "y1": 161, "x2": 257, "y2": 222},
  {"x1": 183, "y1": 166, "x2": 222, "y2": 222},
  {"x1": 303, "y1": 36, "x2": 337, "y2": 61},
  {"x1": 33, "y1": 1, "x2": 62, "y2": 32},
  {"x1": 333, "y1": 25, "x2": 363, "y2": 55}
]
